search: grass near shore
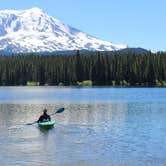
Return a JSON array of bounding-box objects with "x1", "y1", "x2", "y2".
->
[{"x1": 26, "y1": 80, "x2": 166, "y2": 87}]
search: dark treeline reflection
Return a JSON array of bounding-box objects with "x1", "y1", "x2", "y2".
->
[{"x1": 0, "y1": 50, "x2": 165, "y2": 86}]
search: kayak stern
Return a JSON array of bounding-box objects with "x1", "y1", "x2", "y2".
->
[{"x1": 38, "y1": 120, "x2": 55, "y2": 129}]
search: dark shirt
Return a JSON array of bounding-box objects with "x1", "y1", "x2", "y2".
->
[{"x1": 37, "y1": 113, "x2": 51, "y2": 122}]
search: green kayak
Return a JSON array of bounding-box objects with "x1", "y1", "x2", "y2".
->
[{"x1": 38, "y1": 120, "x2": 55, "y2": 129}]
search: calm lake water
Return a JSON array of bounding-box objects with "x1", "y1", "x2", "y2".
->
[{"x1": 0, "y1": 87, "x2": 166, "y2": 166}]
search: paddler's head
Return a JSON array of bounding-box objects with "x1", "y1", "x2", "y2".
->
[{"x1": 43, "y1": 109, "x2": 47, "y2": 114}]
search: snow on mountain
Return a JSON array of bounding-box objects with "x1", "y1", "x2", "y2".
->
[{"x1": 0, "y1": 7, "x2": 126, "y2": 54}]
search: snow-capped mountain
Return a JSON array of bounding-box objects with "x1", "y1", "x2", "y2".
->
[{"x1": 0, "y1": 7, "x2": 126, "y2": 54}]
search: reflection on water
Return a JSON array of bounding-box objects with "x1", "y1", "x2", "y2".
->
[
  {"x1": 0, "y1": 103, "x2": 128, "y2": 129},
  {"x1": 0, "y1": 101, "x2": 166, "y2": 166}
]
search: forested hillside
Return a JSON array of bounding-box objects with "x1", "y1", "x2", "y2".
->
[{"x1": 0, "y1": 51, "x2": 165, "y2": 86}]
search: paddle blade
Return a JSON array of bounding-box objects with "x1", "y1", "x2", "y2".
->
[
  {"x1": 56, "y1": 107, "x2": 65, "y2": 114},
  {"x1": 26, "y1": 123, "x2": 33, "y2": 125}
]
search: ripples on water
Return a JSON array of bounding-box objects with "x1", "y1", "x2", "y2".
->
[{"x1": 0, "y1": 87, "x2": 166, "y2": 166}]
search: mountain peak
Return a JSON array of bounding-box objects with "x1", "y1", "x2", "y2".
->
[
  {"x1": 25, "y1": 7, "x2": 44, "y2": 14},
  {"x1": 0, "y1": 8, "x2": 126, "y2": 54},
  {"x1": 27, "y1": 7, "x2": 42, "y2": 11}
]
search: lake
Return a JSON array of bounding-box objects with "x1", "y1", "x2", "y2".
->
[{"x1": 0, "y1": 87, "x2": 166, "y2": 166}]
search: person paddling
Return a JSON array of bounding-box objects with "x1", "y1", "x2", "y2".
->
[{"x1": 37, "y1": 109, "x2": 51, "y2": 123}]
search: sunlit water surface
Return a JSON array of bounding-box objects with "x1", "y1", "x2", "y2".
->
[{"x1": 0, "y1": 87, "x2": 166, "y2": 166}]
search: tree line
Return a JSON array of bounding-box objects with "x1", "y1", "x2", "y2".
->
[{"x1": 0, "y1": 50, "x2": 165, "y2": 86}]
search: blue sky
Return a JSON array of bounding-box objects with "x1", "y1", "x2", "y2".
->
[{"x1": 0, "y1": 0, "x2": 165, "y2": 51}]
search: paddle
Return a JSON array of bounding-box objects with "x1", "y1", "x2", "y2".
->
[
  {"x1": 50, "y1": 107, "x2": 64, "y2": 116},
  {"x1": 26, "y1": 107, "x2": 65, "y2": 125}
]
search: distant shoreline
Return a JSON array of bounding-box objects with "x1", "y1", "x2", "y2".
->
[{"x1": 0, "y1": 85, "x2": 165, "y2": 88}]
